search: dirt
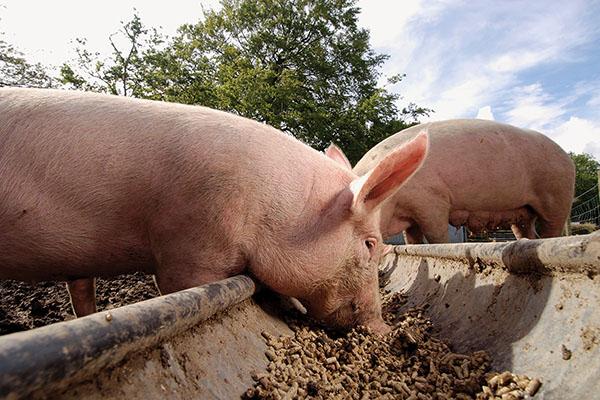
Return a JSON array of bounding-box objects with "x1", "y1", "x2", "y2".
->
[
  {"x1": 581, "y1": 326, "x2": 599, "y2": 351},
  {"x1": 0, "y1": 272, "x2": 160, "y2": 336}
]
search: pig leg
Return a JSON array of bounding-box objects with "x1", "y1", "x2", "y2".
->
[
  {"x1": 422, "y1": 225, "x2": 450, "y2": 244},
  {"x1": 152, "y1": 242, "x2": 245, "y2": 295},
  {"x1": 66, "y1": 278, "x2": 97, "y2": 317},
  {"x1": 529, "y1": 189, "x2": 573, "y2": 238},
  {"x1": 530, "y1": 201, "x2": 570, "y2": 238},
  {"x1": 403, "y1": 225, "x2": 425, "y2": 244},
  {"x1": 415, "y1": 208, "x2": 450, "y2": 244},
  {"x1": 537, "y1": 218, "x2": 566, "y2": 238},
  {"x1": 511, "y1": 222, "x2": 537, "y2": 239},
  {"x1": 154, "y1": 263, "x2": 236, "y2": 295},
  {"x1": 510, "y1": 224, "x2": 526, "y2": 239}
]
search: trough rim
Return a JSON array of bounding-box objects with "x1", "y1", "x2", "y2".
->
[
  {"x1": 392, "y1": 232, "x2": 600, "y2": 275},
  {"x1": 0, "y1": 275, "x2": 256, "y2": 400}
]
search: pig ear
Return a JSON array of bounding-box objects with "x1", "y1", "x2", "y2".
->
[
  {"x1": 325, "y1": 143, "x2": 352, "y2": 170},
  {"x1": 350, "y1": 132, "x2": 428, "y2": 213}
]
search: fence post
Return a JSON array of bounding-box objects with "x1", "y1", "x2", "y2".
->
[
  {"x1": 597, "y1": 168, "x2": 600, "y2": 200},
  {"x1": 597, "y1": 168, "x2": 600, "y2": 227},
  {"x1": 564, "y1": 220, "x2": 571, "y2": 236}
]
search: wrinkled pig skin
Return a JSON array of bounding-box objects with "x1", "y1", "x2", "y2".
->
[
  {"x1": 0, "y1": 88, "x2": 428, "y2": 333},
  {"x1": 351, "y1": 119, "x2": 575, "y2": 244}
]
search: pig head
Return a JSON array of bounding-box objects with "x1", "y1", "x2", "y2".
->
[{"x1": 247, "y1": 133, "x2": 428, "y2": 333}]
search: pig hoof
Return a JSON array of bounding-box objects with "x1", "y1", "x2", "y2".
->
[{"x1": 289, "y1": 297, "x2": 307, "y2": 314}]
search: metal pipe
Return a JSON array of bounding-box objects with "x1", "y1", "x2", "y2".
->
[
  {"x1": 393, "y1": 232, "x2": 600, "y2": 275},
  {"x1": 0, "y1": 275, "x2": 256, "y2": 399}
]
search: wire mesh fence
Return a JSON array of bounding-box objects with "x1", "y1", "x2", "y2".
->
[{"x1": 570, "y1": 184, "x2": 599, "y2": 226}]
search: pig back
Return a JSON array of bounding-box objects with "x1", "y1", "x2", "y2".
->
[
  {"x1": 354, "y1": 119, "x2": 574, "y2": 211},
  {"x1": 0, "y1": 88, "x2": 347, "y2": 281}
]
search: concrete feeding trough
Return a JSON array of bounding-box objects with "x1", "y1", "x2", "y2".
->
[{"x1": 0, "y1": 233, "x2": 598, "y2": 399}]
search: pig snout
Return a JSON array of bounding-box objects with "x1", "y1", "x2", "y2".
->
[
  {"x1": 351, "y1": 298, "x2": 391, "y2": 336},
  {"x1": 323, "y1": 303, "x2": 390, "y2": 336},
  {"x1": 366, "y1": 318, "x2": 392, "y2": 335},
  {"x1": 303, "y1": 287, "x2": 390, "y2": 335}
]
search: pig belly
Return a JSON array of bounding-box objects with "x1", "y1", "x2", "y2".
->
[{"x1": 449, "y1": 207, "x2": 534, "y2": 234}]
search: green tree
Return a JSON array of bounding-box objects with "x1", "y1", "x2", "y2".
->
[
  {"x1": 61, "y1": 1, "x2": 430, "y2": 163},
  {"x1": 60, "y1": 13, "x2": 164, "y2": 97},
  {"x1": 0, "y1": 29, "x2": 53, "y2": 88},
  {"x1": 570, "y1": 152, "x2": 599, "y2": 200}
]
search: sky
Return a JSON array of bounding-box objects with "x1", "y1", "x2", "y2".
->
[{"x1": 1, "y1": 0, "x2": 599, "y2": 159}]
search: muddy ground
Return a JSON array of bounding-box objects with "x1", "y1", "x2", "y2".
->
[{"x1": 0, "y1": 273, "x2": 160, "y2": 336}]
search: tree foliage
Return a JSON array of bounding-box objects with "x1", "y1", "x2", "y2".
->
[
  {"x1": 61, "y1": 1, "x2": 429, "y2": 163},
  {"x1": 570, "y1": 152, "x2": 599, "y2": 199},
  {"x1": 0, "y1": 29, "x2": 53, "y2": 88},
  {"x1": 60, "y1": 13, "x2": 164, "y2": 97}
]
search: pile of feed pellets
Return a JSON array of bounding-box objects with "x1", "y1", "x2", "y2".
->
[{"x1": 243, "y1": 291, "x2": 541, "y2": 400}]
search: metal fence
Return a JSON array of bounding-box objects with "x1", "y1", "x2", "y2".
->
[{"x1": 570, "y1": 184, "x2": 600, "y2": 226}]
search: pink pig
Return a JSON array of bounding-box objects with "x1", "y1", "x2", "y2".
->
[
  {"x1": 330, "y1": 119, "x2": 575, "y2": 244},
  {"x1": 0, "y1": 88, "x2": 428, "y2": 333}
]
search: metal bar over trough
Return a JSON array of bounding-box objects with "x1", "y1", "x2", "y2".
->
[
  {"x1": 393, "y1": 232, "x2": 600, "y2": 274},
  {"x1": 0, "y1": 275, "x2": 256, "y2": 399}
]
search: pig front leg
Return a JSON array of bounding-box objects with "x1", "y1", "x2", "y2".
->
[
  {"x1": 537, "y1": 218, "x2": 566, "y2": 238},
  {"x1": 510, "y1": 207, "x2": 538, "y2": 239},
  {"x1": 415, "y1": 209, "x2": 451, "y2": 244},
  {"x1": 511, "y1": 222, "x2": 537, "y2": 239},
  {"x1": 152, "y1": 241, "x2": 246, "y2": 295},
  {"x1": 409, "y1": 198, "x2": 451, "y2": 244},
  {"x1": 66, "y1": 278, "x2": 97, "y2": 317},
  {"x1": 403, "y1": 225, "x2": 425, "y2": 244},
  {"x1": 154, "y1": 267, "x2": 235, "y2": 295},
  {"x1": 422, "y1": 226, "x2": 450, "y2": 244}
]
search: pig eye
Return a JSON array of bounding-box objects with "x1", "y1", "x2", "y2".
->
[{"x1": 365, "y1": 239, "x2": 376, "y2": 251}]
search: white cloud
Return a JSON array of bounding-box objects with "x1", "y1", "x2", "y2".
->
[
  {"x1": 357, "y1": 0, "x2": 424, "y2": 48},
  {"x1": 361, "y1": 0, "x2": 600, "y2": 159},
  {"x1": 587, "y1": 93, "x2": 600, "y2": 108},
  {"x1": 0, "y1": 0, "x2": 220, "y2": 66},
  {"x1": 420, "y1": 75, "x2": 498, "y2": 121},
  {"x1": 547, "y1": 117, "x2": 600, "y2": 159},
  {"x1": 358, "y1": 0, "x2": 466, "y2": 49},
  {"x1": 359, "y1": 0, "x2": 597, "y2": 128},
  {"x1": 476, "y1": 106, "x2": 495, "y2": 120},
  {"x1": 584, "y1": 141, "x2": 600, "y2": 158},
  {"x1": 503, "y1": 83, "x2": 569, "y2": 130},
  {"x1": 497, "y1": 81, "x2": 600, "y2": 159},
  {"x1": 488, "y1": 49, "x2": 555, "y2": 73}
]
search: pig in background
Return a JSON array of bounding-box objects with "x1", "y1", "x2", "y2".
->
[
  {"x1": 0, "y1": 88, "x2": 429, "y2": 333},
  {"x1": 328, "y1": 119, "x2": 575, "y2": 245}
]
